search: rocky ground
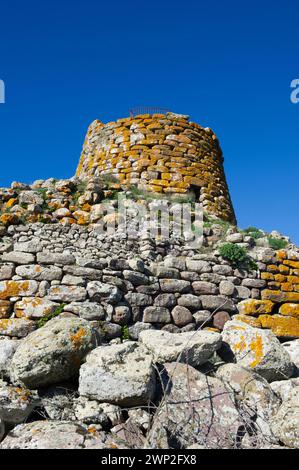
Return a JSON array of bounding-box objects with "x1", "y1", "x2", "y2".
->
[{"x1": 0, "y1": 178, "x2": 298, "y2": 449}]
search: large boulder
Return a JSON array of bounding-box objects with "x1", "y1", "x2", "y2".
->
[
  {"x1": 146, "y1": 363, "x2": 243, "y2": 449},
  {"x1": 0, "y1": 421, "x2": 105, "y2": 449},
  {"x1": 216, "y1": 363, "x2": 281, "y2": 444},
  {"x1": 79, "y1": 342, "x2": 155, "y2": 406},
  {"x1": 139, "y1": 329, "x2": 221, "y2": 367},
  {"x1": 282, "y1": 339, "x2": 299, "y2": 375},
  {"x1": 0, "y1": 338, "x2": 20, "y2": 377},
  {"x1": 222, "y1": 320, "x2": 294, "y2": 381},
  {"x1": 10, "y1": 318, "x2": 96, "y2": 388},
  {"x1": 0, "y1": 382, "x2": 39, "y2": 424},
  {"x1": 270, "y1": 388, "x2": 299, "y2": 448}
]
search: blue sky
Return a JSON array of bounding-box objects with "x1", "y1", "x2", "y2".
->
[{"x1": 0, "y1": 0, "x2": 298, "y2": 243}]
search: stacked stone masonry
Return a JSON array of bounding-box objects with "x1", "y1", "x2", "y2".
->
[
  {"x1": 76, "y1": 112, "x2": 236, "y2": 224},
  {"x1": 0, "y1": 224, "x2": 298, "y2": 340}
]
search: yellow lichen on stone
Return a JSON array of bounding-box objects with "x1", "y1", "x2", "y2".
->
[
  {"x1": 249, "y1": 334, "x2": 263, "y2": 368},
  {"x1": 238, "y1": 299, "x2": 274, "y2": 316},
  {"x1": 233, "y1": 314, "x2": 262, "y2": 328},
  {"x1": 259, "y1": 314, "x2": 299, "y2": 338},
  {"x1": 279, "y1": 303, "x2": 299, "y2": 318}
]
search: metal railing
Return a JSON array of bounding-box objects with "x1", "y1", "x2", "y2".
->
[{"x1": 129, "y1": 106, "x2": 171, "y2": 118}]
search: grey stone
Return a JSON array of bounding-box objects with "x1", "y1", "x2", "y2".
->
[
  {"x1": 219, "y1": 280, "x2": 235, "y2": 296},
  {"x1": 0, "y1": 421, "x2": 99, "y2": 449},
  {"x1": 0, "y1": 264, "x2": 14, "y2": 280},
  {"x1": 16, "y1": 264, "x2": 62, "y2": 281},
  {"x1": 10, "y1": 317, "x2": 96, "y2": 388},
  {"x1": 212, "y1": 264, "x2": 233, "y2": 275},
  {"x1": 87, "y1": 281, "x2": 122, "y2": 304},
  {"x1": 147, "y1": 363, "x2": 243, "y2": 449},
  {"x1": 0, "y1": 318, "x2": 36, "y2": 338},
  {"x1": 64, "y1": 301, "x2": 105, "y2": 321},
  {"x1": 48, "y1": 285, "x2": 87, "y2": 302},
  {"x1": 193, "y1": 310, "x2": 211, "y2": 325},
  {"x1": 222, "y1": 320, "x2": 294, "y2": 382},
  {"x1": 178, "y1": 294, "x2": 202, "y2": 309},
  {"x1": 200, "y1": 295, "x2": 236, "y2": 313},
  {"x1": 0, "y1": 339, "x2": 20, "y2": 377},
  {"x1": 125, "y1": 293, "x2": 153, "y2": 306},
  {"x1": 270, "y1": 388, "x2": 299, "y2": 448},
  {"x1": 37, "y1": 252, "x2": 76, "y2": 265},
  {"x1": 123, "y1": 270, "x2": 149, "y2": 286},
  {"x1": 139, "y1": 329, "x2": 221, "y2": 366},
  {"x1": 154, "y1": 293, "x2": 177, "y2": 308},
  {"x1": 128, "y1": 322, "x2": 154, "y2": 340},
  {"x1": 192, "y1": 281, "x2": 218, "y2": 295},
  {"x1": 171, "y1": 305, "x2": 193, "y2": 327},
  {"x1": 143, "y1": 307, "x2": 171, "y2": 324},
  {"x1": 113, "y1": 305, "x2": 131, "y2": 325},
  {"x1": 2, "y1": 252, "x2": 35, "y2": 265},
  {"x1": 0, "y1": 383, "x2": 39, "y2": 424},
  {"x1": 79, "y1": 342, "x2": 156, "y2": 406},
  {"x1": 159, "y1": 279, "x2": 191, "y2": 293},
  {"x1": 186, "y1": 259, "x2": 212, "y2": 273}
]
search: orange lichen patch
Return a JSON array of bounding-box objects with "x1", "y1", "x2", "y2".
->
[
  {"x1": 267, "y1": 265, "x2": 279, "y2": 273},
  {"x1": 261, "y1": 289, "x2": 299, "y2": 303},
  {"x1": 276, "y1": 250, "x2": 287, "y2": 260},
  {"x1": 281, "y1": 283, "x2": 294, "y2": 292},
  {"x1": 287, "y1": 276, "x2": 299, "y2": 284},
  {"x1": 249, "y1": 334, "x2": 263, "y2": 368},
  {"x1": 238, "y1": 299, "x2": 274, "y2": 316},
  {"x1": 5, "y1": 198, "x2": 17, "y2": 209},
  {"x1": 259, "y1": 314, "x2": 299, "y2": 338},
  {"x1": 274, "y1": 274, "x2": 287, "y2": 283},
  {"x1": 283, "y1": 260, "x2": 299, "y2": 269},
  {"x1": 0, "y1": 280, "x2": 31, "y2": 300},
  {"x1": 279, "y1": 265, "x2": 290, "y2": 274},
  {"x1": 261, "y1": 272, "x2": 274, "y2": 281},
  {"x1": 87, "y1": 426, "x2": 98, "y2": 436},
  {"x1": 70, "y1": 327, "x2": 87, "y2": 348},
  {"x1": 233, "y1": 314, "x2": 261, "y2": 328},
  {"x1": 279, "y1": 303, "x2": 299, "y2": 318},
  {"x1": 0, "y1": 300, "x2": 12, "y2": 319},
  {"x1": 0, "y1": 213, "x2": 20, "y2": 226}
]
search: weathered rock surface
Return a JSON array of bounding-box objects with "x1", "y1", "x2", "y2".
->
[
  {"x1": 79, "y1": 342, "x2": 156, "y2": 406},
  {"x1": 0, "y1": 382, "x2": 39, "y2": 424},
  {"x1": 222, "y1": 320, "x2": 294, "y2": 381},
  {"x1": 0, "y1": 339, "x2": 20, "y2": 376},
  {"x1": 0, "y1": 420, "x2": 104, "y2": 449},
  {"x1": 270, "y1": 388, "x2": 299, "y2": 448},
  {"x1": 10, "y1": 317, "x2": 96, "y2": 388},
  {"x1": 146, "y1": 363, "x2": 243, "y2": 449},
  {"x1": 139, "y1": 329, "x2": 221, "y2": 367}
]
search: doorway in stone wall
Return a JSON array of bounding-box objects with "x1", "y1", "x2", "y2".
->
[{"x1": 190, "y1": 185, "x2": 201, "y2": 201}]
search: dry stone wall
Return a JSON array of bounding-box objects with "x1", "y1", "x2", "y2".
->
[
  {"x1": 76, "y1": 112, "x2": 236, "y2": 224},
  {"x1": 0, "y1": 223, "x2": 298, "y2": 340}
]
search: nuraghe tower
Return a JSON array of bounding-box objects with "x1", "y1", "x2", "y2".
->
[{"x1": 76, "y1": 112, "x2": 236, "y2": 224}]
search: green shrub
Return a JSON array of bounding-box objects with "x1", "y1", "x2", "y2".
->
[
  {"x1": 267, "y1": 236, "x2": 288, "y2": 250},
  {"x1": 242, "y1": 226, "x2": 264, "y2": 240},
  {"x1": 121, "y1": 325, "x2": 130, "y2": 341},
  {"x1": 37, "y1": 304, "x2": 65, "y2": 328},
  {"x1": 219, "y1": 243, "x2": 257, "y2": 270}
]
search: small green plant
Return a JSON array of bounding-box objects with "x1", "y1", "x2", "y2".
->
[
  {"x1": 37, "y1": 304, "x2": 65, "y2": 328},
  {"x1": 267, "y1": 236, "x2": 288, "y2": 250},
  {"x1": 219, "y1": 243, "x2": 257, "y2": 270},
  {"x1": 242, "y1": 226, "x2": 264, "y2": 240},
  {"x1": 121, "y1": 325, "x2": 130, "y2": 341},
  {"x1": 35, "y1": 188, "x2": 48, "y2": 200}
]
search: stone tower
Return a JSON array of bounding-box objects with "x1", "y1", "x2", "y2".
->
[{"x1": 76, "y1": 112, "x2": 236, "y2": 224}]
